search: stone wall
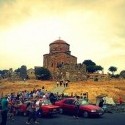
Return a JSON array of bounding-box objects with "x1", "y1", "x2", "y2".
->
[
  {"x1": 56, "y1": 63, "x2": 86, "y2": 81},
  {"x1": 27, "y1": 68, "x2": 36, "y2": 79},
  {"x1": 104, "y1": 103, "x2": 125, "y2": 113},
  {"x1": 43, "y1": 53, "x2": 77, "y2": 80}
]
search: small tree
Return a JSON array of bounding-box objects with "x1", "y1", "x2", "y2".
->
[
  {"x1": 2, "y1": 70, "x2": 9, "y2": 78},
  {"x1": 35, "y1": 67, "x2": 51, "y2": 80},
  {"x1": 82, "y1": 60, "x2": 96, "y2": 67},
  {"x1": 20, "y1": 65, "x2": 27, "y2": 80},
  {"x1": 82, "y1": 60, "x2": 96, "y2": 73},
  {"x1": 108, "y1": 66, "x2": 117, "y2": 75},
  {"x1": 82, "y1": 60, "x2": 103, "y2": 73},
  {"x1": 120, "y1": 70, "x2": 125, "y2": 79},
  {"x1": 95, "y1": 65, "x2": 104, "y2": 73}
]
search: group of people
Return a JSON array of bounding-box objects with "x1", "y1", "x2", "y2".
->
[
  {"x1": 2, "y1": 84, "x2": 120, "y2": 124},
  {"x1": 0, "y1": 88, "x2": 83, "y2": 125},
  {"x1": 0, "y1": 87, "x2": 55, "y2": 125},
  {"x1": 0, "y1": 85, "x2": 69, "y2": 125},
  {"x1": 56, "y1": 80, "x2": 69, "y2": 87}
]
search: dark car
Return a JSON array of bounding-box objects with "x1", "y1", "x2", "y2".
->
[{"x1": 55, "y1": 98, "x2": 104, "y2": 118}]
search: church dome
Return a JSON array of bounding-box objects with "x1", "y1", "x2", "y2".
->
[
  {"x1": 49, "y1": 39, "x2": 70, "y2": 54},
  {"x1": 49, "y1": 39, "x2": 69, "y2": 45}
]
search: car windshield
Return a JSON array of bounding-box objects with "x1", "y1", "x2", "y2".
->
[
  {"x1": 40, "y1": 99, "x2": 52, "y2": 105},
  {"x1": 79, "y1": 99, "x2": 89, "y2": 105}
]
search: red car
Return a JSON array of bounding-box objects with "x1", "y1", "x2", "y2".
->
[
  {"x1": 55, "y1": 98, "x2": 104, "y2": 118},
  {"x1": 36, "y1": 99, "x2": 60, "y2": 117},
  {"x1": 17, "y1": 99, "x2": 60, "y2": 117}
]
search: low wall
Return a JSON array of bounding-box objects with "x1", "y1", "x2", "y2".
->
[{"x1": 104, "y1": 103, "x2": 125, "y2": 113}]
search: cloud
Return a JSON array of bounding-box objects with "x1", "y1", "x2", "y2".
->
[
  {"x1": 0, "y1": 0, "x2": 124, "y2": 29},
  {"x1": 0, "y1": 0, "x2": 31, "y2": 29},
  {"x1": 0, "y1": 0, "x2": 125, "y2": 71}
]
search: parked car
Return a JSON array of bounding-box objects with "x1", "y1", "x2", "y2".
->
[
  {"x1": 17, "y1": 99, "x2": 60, "y2": 117},
  {"x1": 55, "y1": 98, "x2": 104, "y2": 118},
  {"x1": 15, "y1": 100, "x2": 30, "y2": 116},
  {"x1": 36, "y1": 98, "x2": 60, "y2": 117}
]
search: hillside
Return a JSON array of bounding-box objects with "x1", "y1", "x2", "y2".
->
[
  {"x1": 0, "y1": 79, "x2": 125, "y2": 103},
  {"x1": 64, "y1": 80, "x2": 125, "y2": 103}
]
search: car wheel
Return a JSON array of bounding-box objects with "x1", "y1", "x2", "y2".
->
[
  {"x1": 37, "y1": 110, "x2": 43, "y2": 118},
  {"x1": 23, "y1": 112, "x2": 27, "y2": 116},
  {"x1": 59, "y1": 108, "x2": 64, "y2": 114},
  {"x1": 82, "y1": 111, "x2": 89, "y2": 118},
  {"x1": 15, "y1": 110, "x2": 19, "y2": 115}
]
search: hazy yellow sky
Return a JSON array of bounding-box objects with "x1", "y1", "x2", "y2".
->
[{"x1": 0, "y1": 0, "x2": 125, "y2": 73}]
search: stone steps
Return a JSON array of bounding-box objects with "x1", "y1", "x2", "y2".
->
[{"x1": 51, "y1": 86, "x2": 66, "y2": 94}]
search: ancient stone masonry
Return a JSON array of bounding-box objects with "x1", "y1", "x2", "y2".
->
[
  {"x1": 56, "y1": 63, "x2": 87, "y2": 81},
  {"x1": 43, "y1": 39, "x2": 87, "y2": 81}
]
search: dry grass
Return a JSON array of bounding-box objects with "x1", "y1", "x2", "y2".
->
[
  {"x1": 64, "y1": 80, "x2": 125, "y2": 103},
  {"x1": 0, "y1": 80, "x2": 55, "y2": 95},
  {"x1": 0, "y1": 79, "x2": 125, "y2": 103}
]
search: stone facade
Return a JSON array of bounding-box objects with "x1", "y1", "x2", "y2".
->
[
  {"x1": 27, "y1": 68, "x2": 35, "y2": 79},
  {"x1": 56, "y1": 63, "x2": 87, "y2": 81},
  {"x1": 87, "y1": 73, "x2": 109, "y2": 81},
  {"x1": 43, "y1": 39, "x2": 87, "y2": 81}
]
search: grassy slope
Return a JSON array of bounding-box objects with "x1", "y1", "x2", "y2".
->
[{"x1": 0, "y1": 79, "x2": 125, "y2": 103}]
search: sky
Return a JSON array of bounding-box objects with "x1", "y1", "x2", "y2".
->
[{"x1": 0, "y1": 0, "x2": 125, "y2": 74}]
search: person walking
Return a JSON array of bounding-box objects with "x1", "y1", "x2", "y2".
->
[
  {"x1": 26, "y1": 101, "x2": 39, "y2": 124},
  {"x1": 0, "y1": 95, "x2": 8, "y2": 125},
  {"x1": 73, "y1": 96, "x2": 80, "y2": 119}
]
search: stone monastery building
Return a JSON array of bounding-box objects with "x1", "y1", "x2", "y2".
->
[{"x1": 43, "y1": 39, "x2": 86, "y2": 81}]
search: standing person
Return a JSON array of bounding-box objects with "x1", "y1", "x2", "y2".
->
[
  {"x1": 65, "y1": 80, "x2": 68, "y2": 87},
  {"x1": 26, "y1": 101, "x2": 39, "y2": 124},
  {"x1": 60, "y1": 81, "x2": 62, "y2": 86},
  {"x1": 73, "y1": 96, "x2": 80, "y2": 119},
  {"x1": 49, "y1": 93, "x2": 56, "y2": 105},
  {"x1": 63, "y1": 81, "x2": 66, "y2": 87},
  {"x1": 8, "y1": 101, "x2": 15, "y2": 120},
  {"x1": 99, "y1": 98, "x2": 104, "y2": 108},
  {"x1": 118, "y1": 97, "x2": 123, "y2": 104},
  {"x1": 0, "y1": 95, "x2": 8, "y2": 125},
  {"x1": 56, "y1": 81, "x2": 59, "y2": 87}
]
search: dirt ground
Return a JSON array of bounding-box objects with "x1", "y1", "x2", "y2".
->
[{"x1": 0, "y1": 79, "x2": 125, "y2": 103}]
